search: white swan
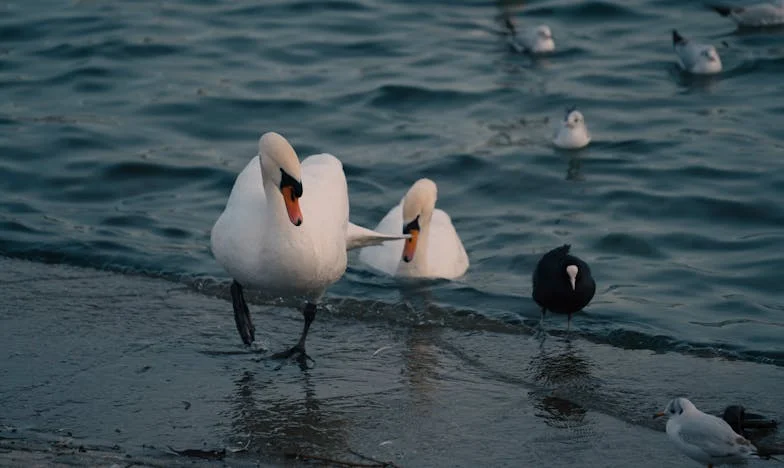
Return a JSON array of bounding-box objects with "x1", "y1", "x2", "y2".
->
[
  {"x1": 210, "y1": 132, "x2": 404, "y2": 363},
  {"x1": 358, "y1": 179, "x2": 469, "y2": 279}
]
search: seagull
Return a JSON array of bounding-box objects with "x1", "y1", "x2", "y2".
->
[
  {"x1": 504, "y1": 14, "x2": 555, "y2": 54},
  {"x1": 532, "y1": 244, "x2": 596, "y2": 329},
  {"x1": 708, "y1": 1, "x2": 784, "y2": 27},
  {"x1": 672, "y1": 30, "x2": 723, "y2": 75},
  {"x1": 655, "y1": 398, "x2": 759, "y2": 467},
  {"x1": 211, "y1": 132, "x2": 405, "y2": 364},
  {"x1": 553, "y1": 106, "x2": 591, "y2": 149}
]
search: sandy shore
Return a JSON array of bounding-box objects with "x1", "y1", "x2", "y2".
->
[{"x1": 1, "y1": 257, "x2": 781, "y2": 467}]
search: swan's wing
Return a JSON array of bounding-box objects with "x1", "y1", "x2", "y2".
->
[
  {"x1": 210, "y1": 156, "x2": 266, "y2": 281},
  {"x1": 346, "y1": 222, "x2": 408, "y2": 251},
  {"x1": 300, "y1": 152, "x2": 351, "y2": 251},
  {"x1": 675, "y1": 414, "x2": 757, "y2": 459},
  {"x1": 358, "y1": 201, "x2": 406, "y2": 275},
  {"x1": 426, "y1": 209, "x2": 469, "y2": 279}
]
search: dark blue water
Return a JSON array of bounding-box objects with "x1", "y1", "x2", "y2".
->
[{"x1": 1, "y1": 0, "x2": 783, "y2": 365}]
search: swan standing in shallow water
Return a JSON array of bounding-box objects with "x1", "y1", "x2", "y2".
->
[
  {"x1": 211, "y1": 132, "x2": 404, "y2": 364},
  {"x1": 359, "y1": 179, "x2": 469, "y2": 279}
]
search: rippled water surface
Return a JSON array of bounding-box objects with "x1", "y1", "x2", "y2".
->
[{"x1": 1, "y1": 0, "x2": 783, "y2": 369}]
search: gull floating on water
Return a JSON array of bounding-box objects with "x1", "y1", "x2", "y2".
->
[
  {"x1": 672, "y1": 30, "x2": 723, "y2": 75},
  {"x1": 553, "y1": 107, "x2": 591, "y2": 149},
  {"x1": 655, "y1": 397, "x2": 759, "y2": 467},
  {"x1": 504, "y1": 14, "x2": 555, "y2": 54},
  {"x1": 709, "y1": 1, "x2": 784, "y2": 27},
  {"x1": 359, "y1": 178, "x2": 469, "y2": 279},
  {"x1": 211, "y1": 132, "x2": 405, "y2": 364},
  {"x1": 532, "y1": 244, "x2": 596, "y2": 329}
]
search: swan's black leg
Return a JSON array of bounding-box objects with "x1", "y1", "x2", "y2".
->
[
  {"x1": 272, "y1": 302, "x2": 316, "y2": 366},
  {"x1": 231, "y1": 280, "x2": 255, "y2": 346}
]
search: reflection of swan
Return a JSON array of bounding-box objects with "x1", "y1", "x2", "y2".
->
[
  {"x1": 359, "y1": 179, "x2": 469, "y2": 279},
  {"x1": 211, "y1": 132, "x2": 404, "y2": 362},
  {"x1": 230, "y1": 371, "x2": 347, "y2": 455}
]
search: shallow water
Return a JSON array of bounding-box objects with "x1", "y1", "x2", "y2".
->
[{"x1": 1, "y1": 0, "x2": 783, "y2": 463}]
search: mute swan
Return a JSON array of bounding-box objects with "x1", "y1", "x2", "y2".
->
[
  {"x1": 358, "y1": 178, "x2": 469, "y2": 279},
  {"x1": 672, "y1": 30, "x2": 722, "y2": 75},
  {"x1": 532, "y1": 244, "x2": 595, "y2": 329},
  {"x1": 211, "y1": 132, "x2": 404, "y2": 363},
  {"x1": 553, "y1": 107, "x2": 591, "y2": 150},
  {"x1": 654, "y1": 398, "x2": 759, "y2": 467}
]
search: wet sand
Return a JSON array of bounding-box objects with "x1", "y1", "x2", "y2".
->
[{"x1": 0, "y1": 257, "x2": 781, "y2": 467}]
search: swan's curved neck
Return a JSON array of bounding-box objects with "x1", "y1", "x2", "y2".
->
[{"x1": 262, "y1": 174, "x2": 291, "y2": 228}]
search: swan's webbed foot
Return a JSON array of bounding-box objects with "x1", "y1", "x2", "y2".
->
[
  {"x1": 271, "y1": 344, "x2": 314, "y2": 367},
  {"x1": 231, "y1": 280, "x2": 255, "y2": 346},
  {"x1": 271, "y1": 302, "x2": 317, "y2": 369}
]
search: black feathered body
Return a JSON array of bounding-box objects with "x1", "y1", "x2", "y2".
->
[{"x1": 532, "y1": 244, "x2": 596, "y2": 315}]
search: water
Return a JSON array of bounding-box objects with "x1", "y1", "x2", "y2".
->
[{"x1": 1, "y1": 0, "x2": 783, "y2": 463}]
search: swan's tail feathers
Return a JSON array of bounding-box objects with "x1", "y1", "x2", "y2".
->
[{"x1": 346, "y1": 222, "x2": 408, "y2": 251}]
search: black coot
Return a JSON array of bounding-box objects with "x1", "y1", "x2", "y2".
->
[{"x1": 532, "y1": 244, "x2": 595, "y2": 328}]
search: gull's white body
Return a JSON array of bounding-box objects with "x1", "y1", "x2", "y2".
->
[
  {"x1": 660, "y1": 398, "x2": 757, "y2": 467},
  {"x1": 211, "y1": 146, "x2": 403, "y2": 300},
  {"x1": 713, "y1": 1, "x2": 784, "y2": 27},
  {"x1": 359, "y1": 181, "x2": 468, "y2": 279},
  {"x1": 553, "y1": 109, "x2": 591, "y2": 149},
  {"x1": 674, "y1": 33, "x2": 723, "y2": 75},
  {"x1": 509, "y1": 24, "x2": 555, "y2": 54}
]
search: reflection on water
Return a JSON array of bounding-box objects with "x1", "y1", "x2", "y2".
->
[
  {"x1": 403, "y1": 325, "x2": 442, "y2": 410},
  {"x1": 529, "y1": 337, "x2": 593, "y2": 386},
  {"x1": 566, "y1": 154, "x2": 584, "y2": 181},
  {"x1": 532, "y1": 394, "x2": 587, "y2": 429},
  {"x1": 228, "y1": 371, "x2": 348, "y2": 458},
  {"x1": 528, "y1": 337, "x2": 595, "y2": 427}
]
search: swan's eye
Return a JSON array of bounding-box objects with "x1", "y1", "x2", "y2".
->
[
  {"x1": 279, "y1": 169, "x2": 303, "y2": 199},
  {"x1": 403, "y1": 215, "x2": 420, "y2": 235}
]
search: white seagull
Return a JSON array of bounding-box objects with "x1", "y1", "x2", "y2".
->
[
  {"x1": 672, "y1": 30, "x2": 723, "y2": 75},
  {"x1": 211, "y1": 132, "x2": 405, "y2": 363},
  {"x1": 709, "y1": 1, "x2": 784, "y2": 27},
  {"x1": 358, "y1": 178, "x2": 469, "y2": 279},
  {"x1": 553, "y1": 107, "x2": 591, "y2": 149},
  {"x1": 654, "y1": 397, "x2": 759, "y2": 467},
  {"x1": 504, "y1": 15, "x2": 555, "y2": 54}
]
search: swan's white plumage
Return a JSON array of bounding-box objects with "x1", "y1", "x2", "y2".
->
[
  {"x1": 211, "y1": 153, "x2": 347, "y2": 300},
  {"x1": 359, "y1": 180, "x2": 468, "y2": 279},
  {"x1": 211, "y1": 133, "x2": 404, "y2": 301}
]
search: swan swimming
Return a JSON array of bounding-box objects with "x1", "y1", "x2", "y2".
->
[
  {"x1": 358, "y1": 178, "x2": 469, "y2": 279},
  {"x1": 210, "y1": 132, "x2": 404, "y2": 364}
]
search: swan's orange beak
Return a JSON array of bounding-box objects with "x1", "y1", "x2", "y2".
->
[
  {"x1": 281, "y1": 186, "x2": 303, "y2": 226},
  {"x1": 402, "y1": 228, "x2": 419, "y2": 263}
]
